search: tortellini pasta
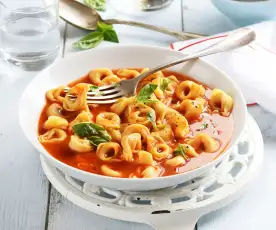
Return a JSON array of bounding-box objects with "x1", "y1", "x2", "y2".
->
[
  {"x1": 97, "y1": 142, "x2": 121, "y2": 161},
  {"x1": 98, "y1": 75, "x2": 121, "y2": 86},
  {"x1": 89, "y1": 68, "x2": 113, "y2": 85},
  {"x1": 125, "y1": 103, "x2": 155, "y2": 127},
  {"x1": 141, "y1": 166, "x2": 160, "y2": 178},
  {"x1": 46, "y1": 103, "x2": 64, "y2": 118},
  {"x1": 175, "y1": 80, "x2": 205, "y2": 100},
  {"x1": 209, "y1": 89, "x2": 233, "y2": 116},
  {"x1": 70, "y1": 111, "x2": 93, "y2": 129},
  {"x1": 165, "y1": 156, "x2": 186, "y2": 167},
  {"x1": 46, "y1": 85, "x2": 66, "y2": 103},
  {"x1": 151, "y1": 124, "x2": 173, "y2": 142},
  {"x1": 44, "y1": 116, "x2": 68, "y2": 130},
  {"x1": 188, "y1": 133, "x2": 219, "y2": 153},
  {"x1": 122, "y1": 124, "x2": 150, "y2": 142},
  {"x1": 69, "y1": 135, "x2": 92, "y2": 152},
  {"x1": 165, "y1": 108, "x2": 189, "y2": 138},
  {"x1": 96, "y1": 112, "x2": 121, "y2": 129},
  {"x1": 101, "y1": 165, "x2": 122, "y2": 177},
  {"x1": 117, "y1": 69, "x2": 140, "y2": 79},
  {"x1": 178, "y1": 98, "x2": 206, "y2": 121},
  {"x1": 107, "y1": 128, "x2": 121, "y2": 142},
  {"x1": 138, "y1": 151, "x2": 155, "y2": 165},
  {"x1": 110, "y1": 97, "x2": 135, "y2": 115},
  {"x1": 39, "y1": 128, "x2": 67, "y2": 143},
  {"x1": 63, "y1": 83, "x2": 89, "y2": 111},
  {"x1": 147, "y1": 136, "x2": 172, "y2": 160},
  {"x1": 121, "y1": 133, "x2": 142, "y2": 162},
  {"x1": 39, "y1": 68, "x2": 234, "y2": 179}
]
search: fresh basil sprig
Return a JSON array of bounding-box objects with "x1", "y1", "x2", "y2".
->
[
  {"x1": 84, "y1": 0, "x2": 106, "y2": 11},
  {"x1": 89, "y1": 85, "x2": 102, "y2": 95},
  {"x1": 73, "y1": 32, "x2": 104, "y2": 50},
  {"x1": 73, "y1": 22, "x2": 119, "y2": 50},
  {"x1": 136, "y1": 84, "x2": 158, "y2": 103},
  {"x1": 160, "y1": 78, "x2": 172, "y2": 91},
  {"x1": 173, "y1": 144, "x2": 190, "y2": 161},
  {"x1": 72, "y1": 122, "x2": 111, "y2": 146},
  {"x1": 89, "y1": 85, "x2": 99, "y2": 92}
]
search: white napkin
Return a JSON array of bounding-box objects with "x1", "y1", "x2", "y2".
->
[{"x1": 171, "y1": 21, "x2": 276, "y2": 115}]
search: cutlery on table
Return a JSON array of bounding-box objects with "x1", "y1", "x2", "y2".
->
[
  {"x1": 65, "y1": 27, "x2": 256, "y2": 104},
  {"x1": 59, "y1": 0, "x2": 204, "y2": 40}
]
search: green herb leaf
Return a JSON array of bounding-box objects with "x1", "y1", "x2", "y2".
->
[
  {"x1": 89, "y1": 85, "x2": 102, "y2": 95},
  {"x1": 136, "y1": 84, "x2": 158, "y2": 103},
  {"x1": 97, "y1": 21, "x2": 114, "y2": 32},
  {"x1": 73, "y1": 22, "x2": 119, "y2": 50},
  {"x1": 73, "y1": 32, "x2": 103, "y2": 50},
  {"x1": 89, "y1": 136, "x2": 109, "y2": 146},
  {"x1": 97, "y1": 22, "x2": 119, "y2": 43},
  {"x1": 89, "y1": 85, "x2": 99, "y2": 92},
  {"x1": 73, "y1": 122, "x2": 111, "y2": 146},
  {"x1": 103, "y1": 29, "x2": 119, "y2": 43},
  {"x1": 173, "y1": 145, "x2": 190, "y2": 161},
  {"x1": 84, "y1": 0, "x2": 106, "y2": 11},
  {"x1": 196, "y1": 122, "x2": 209, "y2": 132},
  {"x1": 147, "y1": 111, "x2": 156, "y2": 128},
  {"x1": 160, "y1": 78, "x2": 172, "y2": 91}
]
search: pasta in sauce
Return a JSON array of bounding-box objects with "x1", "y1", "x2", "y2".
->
[{"x1": 38, "y1": 68, "x2": 234, "y2": 178}]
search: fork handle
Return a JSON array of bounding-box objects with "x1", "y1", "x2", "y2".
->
[
  {"x1": 133, "y1": 27, "x2": 256, "y2": 85},
  {"x1": 103, "y1": 19, "x2": 204, "y2": 40}
]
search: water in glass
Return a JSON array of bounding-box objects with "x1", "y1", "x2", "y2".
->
[{"x1": 0, "y1": 1, "x2": 60, "y2": 71}]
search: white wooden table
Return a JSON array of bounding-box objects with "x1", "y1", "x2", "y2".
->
[{"x1": 1, "y1": 0, "x2": 276, "y2": 229}]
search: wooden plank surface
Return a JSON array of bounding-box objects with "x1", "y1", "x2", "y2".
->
[
  {"x1": 47, "y1": 1, "x2": 183, "y2": 229},
  {"x1": 0, "y1": 73, "x2": 49, "y2": 230},
  {"x1": 198, "y1": 106, "x2": 276, "y2": 230},
  {"x1": 0, "y1": 0, "x2": 66, "y2": 228}
]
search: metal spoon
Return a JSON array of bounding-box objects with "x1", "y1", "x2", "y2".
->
[{"x1": 59, "y1": 0, "x2": 204, "y2": 40}]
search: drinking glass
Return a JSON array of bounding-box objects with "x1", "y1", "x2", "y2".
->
[
  {"x1": 0, "y1": 0, "x2": 60, "y2": 71},
  {"x1": 108, "y1": 0, "x2": 174, "y2": 17}
]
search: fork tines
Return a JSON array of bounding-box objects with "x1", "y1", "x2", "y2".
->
[{"x1": 64, "y1": 84, "x2": 123, "y2": 104}]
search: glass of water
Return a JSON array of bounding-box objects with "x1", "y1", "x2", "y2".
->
[{"x1": 0, "y1": 0, "x2": 60, "y2": 71}]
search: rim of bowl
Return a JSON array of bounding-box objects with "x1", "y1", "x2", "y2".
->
[{"x1": 18, "y1": 44, "x2": 247, "y2": 183}]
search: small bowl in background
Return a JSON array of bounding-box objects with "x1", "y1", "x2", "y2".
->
[{"x1": 211, "y1": 0, "x2": 276, "y2": 26}]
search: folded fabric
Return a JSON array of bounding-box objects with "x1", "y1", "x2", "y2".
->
[{"x1": 171, "y1": 21, "x2": 276, "y2": 115}]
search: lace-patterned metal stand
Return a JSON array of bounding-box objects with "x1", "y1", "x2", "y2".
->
[{"x1": 41, "y1": 114, "x2": 263, "y2": 230}]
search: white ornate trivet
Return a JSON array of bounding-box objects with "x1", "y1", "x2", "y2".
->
[{"x1": 41, "y1": 114, "x2": 263, "y2": 230}]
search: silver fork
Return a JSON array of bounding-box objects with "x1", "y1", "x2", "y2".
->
[{"x1": 66, "y1": 27, "x2": 256, "y2": 104}]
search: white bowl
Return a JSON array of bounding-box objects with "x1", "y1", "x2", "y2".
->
[{"x1": 18, "y1": 45, "x2": 247, "y2": 191}]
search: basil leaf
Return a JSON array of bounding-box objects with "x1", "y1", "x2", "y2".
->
[
  {"x1": 73, "y1": 32, "x2": 103, "y2": 50},
  {"x1": 136, "y1": 84, "x2": 158, "y2": 103},
  {"x1": 89, "y1": 85, "x2": 102, "y2": 95},
  {"x1": 73, "y1": 122, "x2": 98, "y2": 138},
  {"x1": 89, "y1": 136, "x2": 108, "y2": 146},
  {"x1": 97, "y1": 21, "x2": 114, "y2": 32},
  {"x1": 73, "y1": 22, "x2": 119, "y2": 50},
  {"x1": 89, "y1": 85, "x2": 99, "y2": 92},
  {"x1": 147, "y1": 111, "x2": 156, "y2": 128},
  {"x1": 84, "y1": 0, "x2": 106, "y2": 11},
  {"x1": 103, "y1": 29, "x2": 119, "y2": 43},
  {"x1": 72, "y1": 123, "x2": 111, "y2": 146},
  {"x1": 173, "y1": 144, "x2": 190, "y2": 161},
  {"x1": 160, "y1": 78, "x2": 172, "y2": 91},
  {"x1": 97, "y1": 22, "x2": 119, "y2": 43}
]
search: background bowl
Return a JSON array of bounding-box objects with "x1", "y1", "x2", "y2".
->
[
  {"x1": 18, "y1": 45, "x2": 247, "y2": 191},
  {"x1": 211, "y1": 0, "x2": 276, "y2": 26}
]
